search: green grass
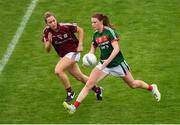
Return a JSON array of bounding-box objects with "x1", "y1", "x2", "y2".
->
[{"x1": 0, "y1": 0, "x2": 180, "y2": 123}]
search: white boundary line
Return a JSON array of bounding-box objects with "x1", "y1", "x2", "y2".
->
[{"x1": 0, "y1": 0, "x2": 39, "y2": 74}]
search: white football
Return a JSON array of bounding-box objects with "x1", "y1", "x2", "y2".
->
[{"x1": 82, "y1": 53, "x2": 97, "y2": 66}]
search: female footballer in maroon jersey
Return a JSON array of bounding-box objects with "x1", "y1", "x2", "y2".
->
[{"x1": 42, "y1": 12, "x2": 103, "y2": 102}]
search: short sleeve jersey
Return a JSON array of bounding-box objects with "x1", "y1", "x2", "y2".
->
[
  {"x1": 92, "y1": 26, "x2": 124, "y2": 68},
  {"x1": 42, "y1": 23, "x2": 79, "y2": 57}
]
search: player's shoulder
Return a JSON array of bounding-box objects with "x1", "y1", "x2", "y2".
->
[
  {"x1": 59, "y1": 23, "x2": 78, "y2": 32},
  {"x1": 104, "y1": 26, "x2": 115, "y2": 33},
  {"x1": 104, "y1": 26, "x2": 118, "y2": 37},
  {"x1": 59, "y1": 22, "x2": 77, "y2": 27}
]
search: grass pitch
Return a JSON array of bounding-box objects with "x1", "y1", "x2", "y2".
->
[{"x1": 0, "y1": 0, "x2": 180, "y2": 123}]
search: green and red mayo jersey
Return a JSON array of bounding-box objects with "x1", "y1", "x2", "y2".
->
[
  {"x1": 92, "y1": 26, "x2": 124, "y2": 68},
  {"x1": 43, "y1": 23, "x2": 79, "y2": 57}
]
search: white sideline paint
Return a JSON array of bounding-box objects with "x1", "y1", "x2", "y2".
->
[{"x1": 0, "y1": 0, "x2": 39, "y2": 74}]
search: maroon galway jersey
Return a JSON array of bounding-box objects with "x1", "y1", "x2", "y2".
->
[{"x1": 42, "y1": 23, "x2": 79, "y2": 57}]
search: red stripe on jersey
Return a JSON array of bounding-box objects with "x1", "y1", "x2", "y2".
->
[{"x1": 111, "y1": 38, "x2": 120, "y2": 43}]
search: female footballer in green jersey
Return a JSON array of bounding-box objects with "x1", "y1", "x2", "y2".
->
[{"x1": 63, "y1": 13, "x2": 161, "y2": 114}]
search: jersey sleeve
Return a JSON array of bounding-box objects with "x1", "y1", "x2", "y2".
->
[
  {"x1": 108, "y1": 29, "x2": 120, "y2": 43},
  {"x1": 69, "y1": 24, "x2": 77, "y2": 33}
]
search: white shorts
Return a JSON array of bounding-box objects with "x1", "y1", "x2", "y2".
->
[
  {"x1": 65, "y1": 52, "x2": 80, "y2": 62},
  {"x1": 96, "y1": 60, "x2": 130, "y2": 77}
]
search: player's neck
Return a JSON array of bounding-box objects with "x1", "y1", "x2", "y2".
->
[
  {"x1": 98, "y1": 25, "x2": 104, "y2": 33},
  {"x1": 52, "y1": 28, "x2": 58, "y2": 32},
  {"x1": 51, "y1": 24, "x2": 58, "y2": 32}
]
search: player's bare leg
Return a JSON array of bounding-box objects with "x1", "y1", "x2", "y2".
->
[
  {"x1": 67, "y1": 63, "x2": 105, "y2": 100},
  {"x1": 55, "y1": 56, "x2": 76, "y2": 102},
  {"x1": 122, "y1": 70, "x2": 161, "y2": 101},
  {"x1": 63, "y1": 68, "x2": 107, "y2": 114}
]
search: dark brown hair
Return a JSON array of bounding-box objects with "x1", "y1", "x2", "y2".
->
[
  {"x1": 43, "y1": 11, "x2": 55, "y2": 23},
  {"x1": 92, "y1": 13, "x2": 113, "y2": 28}
]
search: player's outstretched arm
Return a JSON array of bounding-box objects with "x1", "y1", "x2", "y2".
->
[
  {"x1": 76, "y1": 26, "x2": 84, "y2": 52},
  {"x1": 89, "y1": 44, "x2": 96, "y2": 54}
]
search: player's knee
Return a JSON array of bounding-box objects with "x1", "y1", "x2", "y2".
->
[
  {"x1": 54, "y1": 68, "x2": 63, "y2": 76},
  {"x1": 85, "y1": 79, "x2": 96, "y2": 89},
  {"x1": 129, "y1": 80, "x2": 139, "y2": 89}
]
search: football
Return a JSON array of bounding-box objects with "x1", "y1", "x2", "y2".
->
[{"x1": 82, "y1": 53, "x2": 97, "y2": 66}]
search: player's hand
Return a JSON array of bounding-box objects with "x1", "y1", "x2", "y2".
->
[
  {"x1": 48, "y1": 32, "x2": 52, "y2": 43},
  {"x1": 100, "y1": 60, "x2": 109, "y2": 70}
]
